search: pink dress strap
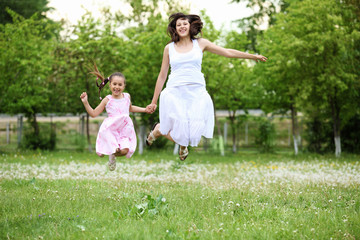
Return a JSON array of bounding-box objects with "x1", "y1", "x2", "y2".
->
[{"x1": 124, "y1": 93, "x2": 131, "y2": 104}]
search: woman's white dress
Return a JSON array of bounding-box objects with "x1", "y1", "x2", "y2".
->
[{"x1": 159, "y1": 39, "x2": 214, "y2": 147}]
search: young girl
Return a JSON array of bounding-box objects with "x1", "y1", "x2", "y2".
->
[
  {"x1": 146, "y1": 13, "x2": 267, "y2": 160},
  {"x1": 80, "y1": 64, "x2": 148, "y2": 171}
]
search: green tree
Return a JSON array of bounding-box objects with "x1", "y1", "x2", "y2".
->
[
  {"x1": 207, "y1": 31, "x2": 263, "y2": 153},
  {"x1": 259, "y1": 0, "x2": 360, "y2": 156},
  {"x1": 53, "y1": 0, "x2": 190, "y2": 151},
  {"x1": 0, "y1": 0, "x2": 51, "y2": 24},
  {"x1": 257, "y1": 15, "x2": 304, "y2": 154},
  {"x1": 121, "y1": 13, "x2": 169, "y2": 126},
  {"x1": 53, "y1": 10, "x2": 128, "y2": 151},
  {"x1": 121, "y1": 0, "x2": 191, "y2": 126},
  {"x1": 0, "y1": 10, "x2": 59, "y2": 149},
  {"x1": 231, "y1": 0, "x2": 295, "y2": 52}
]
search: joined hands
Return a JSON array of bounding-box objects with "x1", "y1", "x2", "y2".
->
[{"x1": 146, "y1": 103, "x2": 157, "y2": 114}]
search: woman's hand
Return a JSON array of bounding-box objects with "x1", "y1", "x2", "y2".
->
[
  {"x1": 145, "y1": 106, "x2": 152, "y2": 114},
  {"x1": 255, "y1": 55, "x2": 268, "y2": 62},
  {"x1": 80, "y1": 92, "x2": 88, "y2": 103}
]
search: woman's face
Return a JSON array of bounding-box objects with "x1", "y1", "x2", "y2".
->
[{"x1": 176, "y1": 18, "x2": 190, "y2": 38}]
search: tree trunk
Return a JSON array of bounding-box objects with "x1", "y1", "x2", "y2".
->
[
  {"x1": 334, "y1": 136, "x2": 341, "y2": 157},
  {"x1": 31, "y1": 113, "x2": 40, "y2": 136},
  {"x1": 331, "y1": 96, "x2": 341, "y2": 157},
  {"x1": 293, "y1": 135, "x2": 299, "y2": 155},
  {"x1": 290, "y1": 104, "x2": 299, "y2": 155}
]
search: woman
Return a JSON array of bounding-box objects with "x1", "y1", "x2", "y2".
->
[{"x1": 146, "y1": 13, "x2": 267, "y2": 160}]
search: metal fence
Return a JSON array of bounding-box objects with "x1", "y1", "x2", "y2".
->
[{"x1": 0, "y1": 112, "x2": 303, "y2": 153}]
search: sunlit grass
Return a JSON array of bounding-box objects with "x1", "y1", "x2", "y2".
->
[{"x1": 0, "y1": 150, "x2": 359, "y2": 239}]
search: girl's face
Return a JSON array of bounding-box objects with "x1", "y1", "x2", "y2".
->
[
  {"x1": 176, "y1": 18, "x2": 190, "y2": 38},
  {"x1": 109, "y1": 76, "x2": 125, "y2": 97}
]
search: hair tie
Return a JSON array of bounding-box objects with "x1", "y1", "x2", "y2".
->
[{"x1": 98, "y1": 77, "x2": 110, "y2": 100}]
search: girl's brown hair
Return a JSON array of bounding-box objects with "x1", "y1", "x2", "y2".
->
[
  {"x1": 89, "y1": 62, "x2": 125, "y2": 100},
  {"x1": 167, "y1": 13, "x2": 203, "y2": 43}
]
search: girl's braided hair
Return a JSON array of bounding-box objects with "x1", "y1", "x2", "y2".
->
[{"x1": 89, "y1": 62, "x2": 125, "y2": 100}]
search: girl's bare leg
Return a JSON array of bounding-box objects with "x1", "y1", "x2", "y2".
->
[
  {"x1": 108, "y1": 154, "x2": 116, "y2": 171},
  {"x1": 115, "y1": 148, "x2": 129, "y2": 157}
]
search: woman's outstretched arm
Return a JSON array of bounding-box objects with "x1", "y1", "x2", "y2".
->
[{"x1": 198, "y1": 38, "x2": 267, "y2": 62}]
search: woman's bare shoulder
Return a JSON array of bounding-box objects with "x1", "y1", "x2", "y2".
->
[
  {"x1": 197, "y1": 38, "x2": 211, "y2": 51},
  {"x1": 163, "y1": 44, "x2": 170, "y2": 53}
]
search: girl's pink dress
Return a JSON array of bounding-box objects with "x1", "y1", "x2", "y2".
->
[{"x1": 96, "y1": 93, "x2": 137, "y2": 158}]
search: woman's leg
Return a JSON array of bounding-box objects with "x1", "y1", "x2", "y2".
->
[
  {"x1": 151, "y1": 124, "x2": 189, "y2": 160},
  {"x1": 152, "y1": 123, "x2": 175, "y2": 142}
]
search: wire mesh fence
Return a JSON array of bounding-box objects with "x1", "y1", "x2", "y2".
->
[{"x1": 0, "y1": 112, "x2": 303, "y2": 153}]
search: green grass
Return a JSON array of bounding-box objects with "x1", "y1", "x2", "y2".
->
[{"x1": 0, "y1": 150, "x2": 359, "y2": 239}]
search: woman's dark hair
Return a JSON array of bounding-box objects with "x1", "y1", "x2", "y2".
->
[
  {"x1": 167, "y1": 13, "x2": 203, "y2": 43},
  {"x1": 89, "y1": 62, "x2": 125, "y2": 100}
]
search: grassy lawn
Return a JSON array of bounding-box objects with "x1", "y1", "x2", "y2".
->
[{"x1": 0, "y1": 149, "x2": 359, "y2": 239}]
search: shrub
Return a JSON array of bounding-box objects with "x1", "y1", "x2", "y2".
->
[
  {"x1": 255, "y1": 117, "x2": 276, "y2": 153},
  {"x1": 22, "y1": 123, "x2": 56, "y2": 150}
]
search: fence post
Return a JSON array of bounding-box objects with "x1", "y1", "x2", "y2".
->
[
  {"x1": 6, "y1": 122, "x2": 10, "y2": 144},
  {"x1": 219, "y1": 136, "x2": 225, "y2": 156},
  {"x1": 245, "y1": 121, "x2": 248, "y2": 145},
  {"x1": 223, "y1": 122, "x2": 228, "y2": 146},
  {"x1": 80, "y1": 114, "x2": 85, "y2": 135},
  {"x1": 17, "y1": 115, "x2": 23, "y2": 148}
]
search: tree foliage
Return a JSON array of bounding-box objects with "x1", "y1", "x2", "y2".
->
[
  {"x1": 258, "y1": 0, "x2": 360, "y2": 155},
  {"x1": 1, "y1": 0, "x2": 359, "y2": 154},
  {"x1": 0, "y1": 0, "x2": 51, "y2": 24},
  {"x1": 0, "y1": 10, "x2": 60, "y2": 149},
  {"x1": 231, "y1": 0, "x2": 294, "y2": 52}
]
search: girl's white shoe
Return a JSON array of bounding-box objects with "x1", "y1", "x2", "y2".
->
[{"x1": 108, "y1": 154, "x2": 116, "y2": 171}]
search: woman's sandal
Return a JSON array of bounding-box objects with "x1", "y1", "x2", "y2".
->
[
  {"x1": 146, "y1": 123, "x2": 158, "y2": 146},
  {"x1": 179, "y1": 147, "x2": 189, "y2": 161}
]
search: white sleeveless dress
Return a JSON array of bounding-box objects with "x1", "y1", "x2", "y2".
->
[{"x1": 159, "y1": 39, "x2": 214, "y2": 147}]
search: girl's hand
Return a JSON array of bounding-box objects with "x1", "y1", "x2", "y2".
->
[
  {"x1": 80, "y1": 92, "x2": 88, "y2": 103},
  {"x1": 255, "y1": 55, "x2": 268, "y2": 62},
  {"x1": 145, "y1": 105, "x2": 154, "y2": 114},
  {"x1": 146, "y1": 103, "x2": 157, "y2": 113}
]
